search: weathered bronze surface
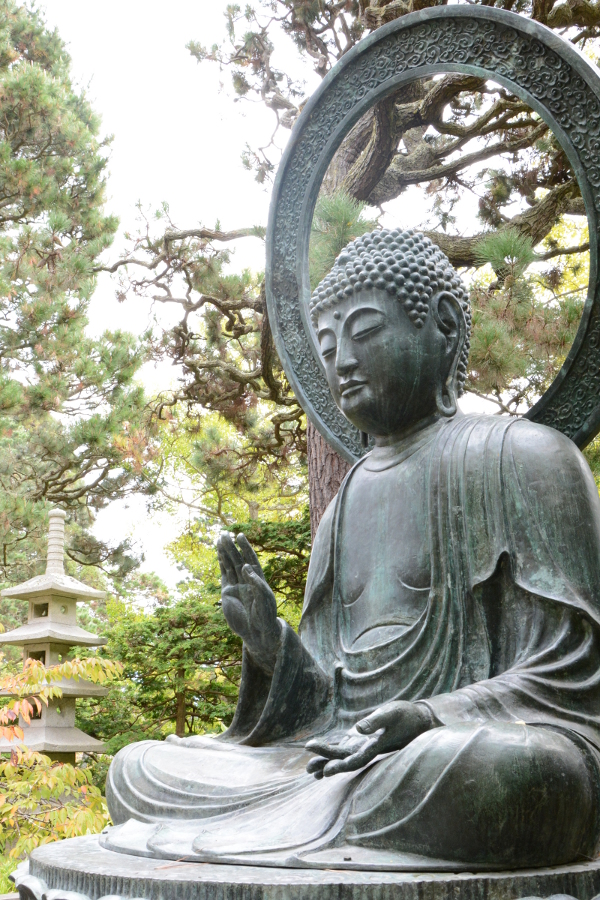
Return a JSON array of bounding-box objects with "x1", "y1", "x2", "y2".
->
[{"x1": 104, "y1": 229, "x2": 600, "y2": 871}]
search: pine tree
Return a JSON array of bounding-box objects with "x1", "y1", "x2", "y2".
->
[{"x1": 0, "y1": 0, "x2": 154, "y2": 610}]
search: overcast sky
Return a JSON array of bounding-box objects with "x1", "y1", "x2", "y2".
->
[{"x1": 40, "y1": 0, "x2": 296, "y2": 590}]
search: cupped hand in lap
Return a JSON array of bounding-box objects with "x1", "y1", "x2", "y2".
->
[
  {"x1": 217, "y1": 532, "x2": 282, "y2": 674},
  {"x1": 305, "y1": 700, "x2": 438, "y2": 778}
]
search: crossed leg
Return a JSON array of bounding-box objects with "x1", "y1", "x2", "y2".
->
[{"x1": 345, "y1": 722, "x2": 600, "y2": 868}]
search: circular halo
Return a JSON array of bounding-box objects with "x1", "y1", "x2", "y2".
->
[{"x1": 265, "y1": 6, "x2": 600, "y2": 462}]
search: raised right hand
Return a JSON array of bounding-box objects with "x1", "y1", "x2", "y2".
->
[{"x1": 217, "y1": 532, "x2": 281, "y2": 674}]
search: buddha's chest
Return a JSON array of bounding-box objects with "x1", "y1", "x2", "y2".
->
[{"x1": 337, "y1": 458, "x2": 430, "y2": 651}]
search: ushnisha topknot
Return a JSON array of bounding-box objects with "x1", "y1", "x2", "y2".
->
[{"x1": 309, "y1": 228, "x2": 471, "y2": 395}]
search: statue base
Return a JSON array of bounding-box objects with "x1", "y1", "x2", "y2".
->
[{"x1": 12, "y1": 835, "x2": 600, "y2": 900}]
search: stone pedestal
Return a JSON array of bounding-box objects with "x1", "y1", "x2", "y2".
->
[{"x1": 10, "y1": 835, "x2": 600, "y2": 900}]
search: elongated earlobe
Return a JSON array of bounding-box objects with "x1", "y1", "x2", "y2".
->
[
  {"x1": 435, "y1": 382, "x2": 458, "y2": 417},
  {"x1": 431, "y1": 291, "x2": 466, "y2": 418}
]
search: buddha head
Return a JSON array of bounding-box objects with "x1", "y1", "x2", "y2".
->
[{"x1": 309, "y1": 228, "x2": 471, "y2": 440}]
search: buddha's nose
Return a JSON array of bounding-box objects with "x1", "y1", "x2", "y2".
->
[{"x1": 335, "y1": 339, "x2": 358, "y2": 375}]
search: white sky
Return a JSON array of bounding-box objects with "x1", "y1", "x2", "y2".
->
[
  {"x1": 39, "y1": 1, "x2": 495, "y2": 593},
  {"x1": 40, "y1": 0, "x2": 295, "y2": 590}
]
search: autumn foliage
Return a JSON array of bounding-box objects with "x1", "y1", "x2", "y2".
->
[{"x1": 0, "y1": 657, "x2": 121, "y2": 858}]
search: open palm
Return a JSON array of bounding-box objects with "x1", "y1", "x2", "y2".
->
[
  {"x1": 217, "y1": 532, "x2": 281, "y2": 674},
  {"x1": 305, "y1": 701, "x2": 437, "y2": 777}
]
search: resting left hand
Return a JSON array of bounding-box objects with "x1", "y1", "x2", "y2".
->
[{"x1": 305, "y1": 700, "x2": 438, "y2": 778}]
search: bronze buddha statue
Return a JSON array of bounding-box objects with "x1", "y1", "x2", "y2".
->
[{"x1": 104, "y1": 230, "x2": 600, "y2": 871}]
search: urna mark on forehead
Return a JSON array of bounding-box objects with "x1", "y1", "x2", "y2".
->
[{"x1": 309, "y1": 228, "x2": 472, "y2": 396}]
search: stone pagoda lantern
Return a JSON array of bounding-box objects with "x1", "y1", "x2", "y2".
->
[{"x1": 0, "y1": 509, "x2": 107, "y2": 762}]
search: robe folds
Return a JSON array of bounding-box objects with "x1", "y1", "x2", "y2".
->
[{"x1": 104, "y1": 414, "x2": 600, "y2": 870}]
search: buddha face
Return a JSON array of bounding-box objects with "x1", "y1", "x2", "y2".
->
[{"x1": 316, "y1": 289, "x2": 460, "y2": 439}]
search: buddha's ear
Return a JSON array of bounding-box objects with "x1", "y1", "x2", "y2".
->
[
  {"x1": 431, "y1": 291, "x2": 466, "y2": 356},
  {"x1": 431, "y1": 291, "x2": 466, "y2": 417}
]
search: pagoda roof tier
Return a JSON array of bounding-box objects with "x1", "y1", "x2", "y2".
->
[
  {"x1": 0, "y1": 621, "x2": 107, "y2": 647},
  {"x1": 0, "y1": 572, "x2": 105, "y2": 602},
  {"x1": 0, "y1": 726, "x2": 104, "y2": 754},
  {"x1": 0, "y1": 679, "x2": 108, "y2": 699},
  {"x1": 44, "y1": 679, "x2": 108, "y2": 697}
]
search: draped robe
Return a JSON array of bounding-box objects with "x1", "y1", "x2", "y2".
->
[{"x1": 104, "y1": 414, "x2": 600, "y2": 870}]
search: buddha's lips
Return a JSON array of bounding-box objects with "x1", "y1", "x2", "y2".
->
[{"x1": 339, "y1": 379, "x2": 367, "y2": 396}]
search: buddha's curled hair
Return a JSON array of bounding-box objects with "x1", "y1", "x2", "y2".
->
[{"x1": 309, "y1": 228, "x2": 471, "y2": 396}]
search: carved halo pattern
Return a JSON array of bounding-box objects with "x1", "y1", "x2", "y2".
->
[{"x1": 265, "y1": 7, "x2": 600, "y2": 461}]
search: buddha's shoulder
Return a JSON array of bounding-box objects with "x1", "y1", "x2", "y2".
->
[{"x1": 454, "y1": 413, "x2": 592, "y2": 484}]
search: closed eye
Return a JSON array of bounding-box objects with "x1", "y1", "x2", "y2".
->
[
  {"x1": 352, "y1": 321, "x2": 385, "y2": 341},
  {"x1": 318, "y1": 332, "x2": 336, "y2": 358},
  {"x1": 350, "y1": 311, "x2": 386, "y2": 341}
]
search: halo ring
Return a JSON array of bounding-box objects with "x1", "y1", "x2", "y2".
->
[{"x1": 265, "y1": 6, "x2": 600, "y2": 461}]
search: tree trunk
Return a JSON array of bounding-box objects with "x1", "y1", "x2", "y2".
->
[
  {"x1": 175, "y1": 689, "x2": 186, "y2": 737},
  {"x1": 307, "y1": 420, "x2": 351, "y2": 540}
]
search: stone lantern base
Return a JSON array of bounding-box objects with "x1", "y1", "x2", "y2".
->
[{"x1": 11, "y1": 835, "x2": 600, "y2": 900}]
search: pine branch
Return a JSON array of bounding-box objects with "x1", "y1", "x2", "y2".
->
[
  {"x1": 97, "y1": 227, "x2": 263, "y2": 274},
  {"x1": 536, "y1": 241, "x2": 590, "y2": 261},
  {"x1": 422, "y1": 181, "x2": 578, "y2": 268},
  {"x1": 369, "y1": 123, "x2": 549, "y2": 205}
]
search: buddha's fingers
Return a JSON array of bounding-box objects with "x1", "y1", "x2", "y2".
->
[
  {"x1": 236, "y1": 533, "x2": 262, "y2": 572},
  {"x1": 220, "y1": 532, "x2": 245, "y2": 581},
  {"x1": 306, "y1": 755, "x2": 328, "y2": 779},
  {"x1": 217, "y1": 542, "x2": 237, "y2": 588},
  {"x1": 322, "y1": 737, "x2": 381, "y2": 776},
  {"x1": 305, "y1": 738, "x2": 353, "y2": 760},
  {"x1": 356, "y1": 700, "x2": 412, "y2": 735},
  {"x1": 217, "y1": 536, "x2": 237, "y2": 578}
]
